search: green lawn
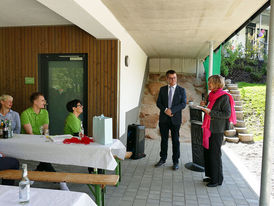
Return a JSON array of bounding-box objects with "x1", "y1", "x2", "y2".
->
[{"x1": 237, "y1": 82, "x2": 265, "y2": 141}]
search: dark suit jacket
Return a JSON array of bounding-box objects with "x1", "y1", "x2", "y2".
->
[
  {"x1": 210, "y1": 94, "x2": 231, "y2": 133},
  {"x1": 157, "y1": 85, "x2": 187, "y2": 125}
]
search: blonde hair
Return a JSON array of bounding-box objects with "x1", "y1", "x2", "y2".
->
[
  {"x1": 0, "y1": 94, "x2": 13, "y2": 102},
  {"x1": 208, "y1": 75, "x2": 225, "y2": 89}
]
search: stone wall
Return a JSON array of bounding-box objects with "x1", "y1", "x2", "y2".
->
[{"x1": 139, "y1": 73, "x2": 206, "y2": 142}]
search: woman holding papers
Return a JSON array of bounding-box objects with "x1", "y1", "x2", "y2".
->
[{"x1": 200, "y1": 75, "x2": 236, "y2": 187}]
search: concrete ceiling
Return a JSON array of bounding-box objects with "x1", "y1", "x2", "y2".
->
[
  {"x1": 101, "y1": 0, "x2": 268, "y2": 58},
  {"x1": 0, "y1": 0, "x2": 116, "y2": 39},
  {"x1": 0, "y1": 0, "x2": 71, "y2": 26},
  {"x1": 0, "y1": 0, "x2": 269, "y2": 59}
]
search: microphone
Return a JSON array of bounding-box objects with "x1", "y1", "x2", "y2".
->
[{"x1": 202, "y1": 93, "x2": 205, "y2": 101}]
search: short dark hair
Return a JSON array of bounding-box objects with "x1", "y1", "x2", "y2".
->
[
  {"x1": 30, "y1": 92, "x2": 44, "y2": 103},
  {"x1": 166, "y1": 70, "x2": 176, "y2": 76},
  {"x1": 66, "y1": 99, "x2": 82, "y2": 112}
]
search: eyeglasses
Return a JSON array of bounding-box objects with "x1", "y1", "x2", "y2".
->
[{"x1": 76, "y1": 104, "x2": 83, "y2": 108}]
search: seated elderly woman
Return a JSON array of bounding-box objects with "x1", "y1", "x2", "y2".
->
[
  {"x1": 0, "y1": 152, "x2": 19, "y2": 185},
  {"x1": 0, "y1": 94, "x2": 21, "y2": 134},
  {"x1": 64, "y1": 99, "x2": 83, "y2": 136}
]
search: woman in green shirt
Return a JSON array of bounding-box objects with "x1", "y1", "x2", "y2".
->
[
  {"x1": 64, "y1": 99, "x2": 102, "y2": 174},
  {"x1": 64, "y1": 99, "x2": 83, "y2": 136}
]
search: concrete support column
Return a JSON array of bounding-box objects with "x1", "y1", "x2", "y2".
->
[
  {"x1": 196, "y1": 58, "x2": 199, "y2": 79},
  {"x1": 208, "y1": 41, "x2": 214, "y2": 77},
  {"x1": 259, "y1": 1, "x2": 274, "y2": 205},
  {"x1": 259, "y1": 14, "x2": 262, "y2": 58}
]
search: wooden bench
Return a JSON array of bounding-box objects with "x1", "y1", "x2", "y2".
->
[
  {"x1": 0, "y1": 170, "x2": 118, "y2": 206},
  {"x1": 114, "y1": 151, "x2": 132, "y2": 186}
]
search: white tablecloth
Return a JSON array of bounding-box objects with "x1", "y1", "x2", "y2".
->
[
  {"x1": 0, "y1": 185, "x2": 96, "y2": 206},
  {"x1": 0, "y1": 134, "x2": 126, "y2": 170}
]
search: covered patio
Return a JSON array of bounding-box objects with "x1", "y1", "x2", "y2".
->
[{"x1": 1, "y1": 0, "x2": 273, "y2": 205}]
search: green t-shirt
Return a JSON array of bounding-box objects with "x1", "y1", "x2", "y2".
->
[
  {"x1": 64, "y1": 113, "x2": 81, "y2": 135},
  {"x1": 21, "y1": 107, "x2": 49, "y2": 135}
]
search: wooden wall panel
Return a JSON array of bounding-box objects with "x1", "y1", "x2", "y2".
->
[{"x1": 0, "y1": 25, "x2": 118, "y2": 137}]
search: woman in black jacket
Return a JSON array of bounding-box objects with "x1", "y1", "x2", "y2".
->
[{"x1": 200, "y1": 75, "x2": 236, "y2": 187}]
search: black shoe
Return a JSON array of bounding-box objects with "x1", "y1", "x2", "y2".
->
[
  {"x1": 206, "y1": 182, "x2": 218, "y2": 187},
  {"x1": 154, "y1": 160, "x2": 165, "y2": 167},
  {"x1": 203, "y1": 178, "x2": 211, "y2": 182},
  {"x1": 172, "y1": 163, "x2": 179, "y2": 170}
]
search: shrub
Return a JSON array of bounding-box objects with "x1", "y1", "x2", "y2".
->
[
  {"x1": 251, "y1": 71, "x2": 264, "y2": 82},
  {"x1": 244, "y1": 66, "x2": 252, "y2": 72},
  {"x1": 221, "y1": 41, "x2": 243, "y2": 77},
  {"x1": 221, "y1": 39, "x2": 267, "y2": 83}
]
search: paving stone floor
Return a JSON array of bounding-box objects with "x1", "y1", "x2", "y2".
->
[{"x1": 19, "y1": 139, "x2": 259, "y2": 206}]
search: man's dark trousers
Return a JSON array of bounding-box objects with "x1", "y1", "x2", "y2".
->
[{"x1": 159, "y1": 120, "x2": 181, "y2": 164}]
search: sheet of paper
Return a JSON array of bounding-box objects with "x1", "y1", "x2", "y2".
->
[
  {"x1": 47, "y1": 135, "x2": 73, "y2": 142},
  {"x1": 193, "y1": 105, "x2": 205, "y2": 110}
]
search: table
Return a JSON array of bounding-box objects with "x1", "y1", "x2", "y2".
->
[
  {"x1": 0, "y1": 185, "x2": 96, "y2": 206},
  {"x1": 0, "y1": 134, "x2": 126, "y2": 170}
]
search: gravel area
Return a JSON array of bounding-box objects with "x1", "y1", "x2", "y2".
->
[{"x1": 225, "y1": 140, "x2": 274, "y2": 197}]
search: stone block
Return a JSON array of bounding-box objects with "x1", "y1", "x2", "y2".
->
[
  {"x1": 139, "y1": 112, "x2": 145, "y2": 118},
  {"x1": 193, "y1": 79, "x2": 205, "y2": 87},
  {"x1": 177, "y1": 74, "x2": 184, "y2": 80},
  {"x1": 140, "y1": 114, "x2": 159, "y2": 128},
  {"x1": 235, "y1": 127, "x2": 247, "y2": 134},
  {"x1": 224, "y1": 129, "x2": 236, "y2": 137},
  {"x1": 234, "y1": 101, "x2": 243, "y2": 106},
  {"x1": 225, "y1": 79, "x2": 232, "y2": 85},
  {"x1": 143, "y1": 95, "x2": 156, "y2": 105},
  {"x1": 149, "y1": 73, "x2": 160, "y2": 81},
  {"x1": 230, "y1": 90, "x2": 240, "y2": 94},
  {"x1": 227, "y1": 84, "x2": 238, "y2": 90},
  {"x1": 231, "y1": 94, "x2": 241, "y2": 101},
  {"x1": 238, "y1": 133, "x2": 254, "y2": 142},
  {"x1": 140, "y1": 104, "x2": 159, "y2": 115},
  {"x1": 147, "y1": 82, "x2": 165, "y2": 96},
  {"x1": 159, "y1": 75, "x2": 166, "y2": 81},
  {"x1": 145, "y1": 128, "x2": 160, "y2": 140},
  {"x1": 236, "y1": 111, "x2": 244, "y2": 120},
  {"x1": 225, "y1": 136, "x2": 240, "y2": 143},
  {"x1": 234, "y1": 106, "x2": 243, "y2": 111},
  {"x1": 235, "y1": 120, "x2": 245, "y2": 127}
]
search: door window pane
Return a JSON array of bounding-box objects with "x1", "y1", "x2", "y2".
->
[{"x1": 48, "y1": 60, "x2": 84, "y2": 135}]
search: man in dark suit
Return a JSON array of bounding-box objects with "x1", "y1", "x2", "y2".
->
[{"x1": 155, "y1": 70, "x2": 187, "y2": 170}]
